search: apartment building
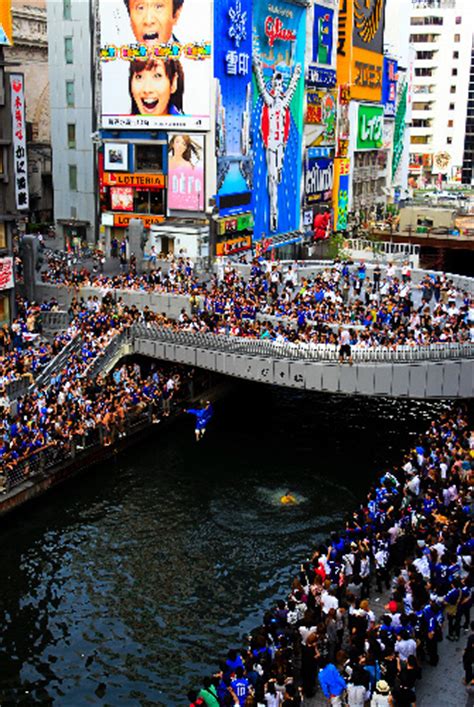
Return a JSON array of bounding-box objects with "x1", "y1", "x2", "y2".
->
[{"x1": 408, "y1": 0, "x2": 471, "y2": 185}]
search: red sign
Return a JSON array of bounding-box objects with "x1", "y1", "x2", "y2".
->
[
  {"x1": 0, "y1": 257, "x2": 14, "y2": 290},
  {"x1": 264, "y1": 16, "x2": 297, "y2": 47}
]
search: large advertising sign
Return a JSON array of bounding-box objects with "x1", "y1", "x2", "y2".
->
[
  {"x1": 252, "y1": 0, "x2": 306, "y2": 237},
  {"x1": 167, "y1": 133, "x2": 205, "y2": 211},
  {"x1": 337, "y1": 0, "x2": 384, "y2": 102},
  {"x1": 356, "y1": 104, "x2": 383, "y2": 150},
  {"x1": 0, "y1": 1, "x2": 12, "y2": 46},
  {"x1": 99, "y1": 0, "x2": 212, "y2": 130},
  {"x1": 352, "y1": 0, "x2": 385, "y2": 54},
  {"x1": 313, "y1": 3, "x2": 335, "y2": 66},
  {"x1": 382, "y1": 56, "x2": 398, "y2": 118},
  {"x1": 9, "y1": 74, "x2": 29, "y2": 211},
  {"x1": 333, "y1": 157, "x2": 350, "y2": 232},
  {"x1": 215, "y1": 0, "x2": 253, "y2": 216},
  {"x1": 0, "y1": 257, "x2": 14, "y2": 291},
  {"x1": 306, "y1": 88, "x2": 336, "y2": 146},
  {"x1": 305, "y1": 156, "x2": 333, "y2": 204}
]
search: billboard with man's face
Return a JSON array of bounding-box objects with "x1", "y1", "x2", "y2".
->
[{"x1": 99, "y1": 0, "x2": 212, "y2": 130}]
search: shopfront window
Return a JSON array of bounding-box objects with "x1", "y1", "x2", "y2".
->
[
  {"x1": 0, "y1": 222, "x2": 6, "y2": 250},
  {"x1": 0, "y1": 294, "x2": 10, "y2": 326},
  {"x1": 135, "y1": 144, "x2": 163, "y2": 171}
]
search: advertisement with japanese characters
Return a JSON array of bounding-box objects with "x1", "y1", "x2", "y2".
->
[
  {"x1": 214, "y1": 0, "x2": 253, "y2": 216},
  {"x1": 99, "y1": 0, "x2": 212, "y2": 130},
  {"x1": 312, "y1": 2, "x2": 336, "y2": 67},
  {"x1": 333, "y1": 157, "x2": 350, "y2": 232},
  {"x1": 356, "y1": 103, "x2": 384, "y2": 150},
  {"x1": 252, "y1": 0, "x2": 306, "y2": 237},
  {"x1": 0, "y1": 257, "x2": 14, "y2": 291},
  {"x1": 167, "y1": 133, "x2": 205, "y2": 211},
  {"x1": 304, "y1": 155, "x2": 334, "y2": 204},
  {"x1": 9, "y1": 74, "x2": 29, "y2": 211},
  {"x1": 382, "y1": 56, "x2": 398, "y2": 118},
  {"x1": 305, "y1": 87, "x2": 336, "y2": 146}
]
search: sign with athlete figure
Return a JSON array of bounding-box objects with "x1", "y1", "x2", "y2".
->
[{"x1": 251, "y1": 0, "x2": 306, "y2": 238}]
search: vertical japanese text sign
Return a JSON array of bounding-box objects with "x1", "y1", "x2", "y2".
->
[{"x1": 10, "y1": 74, "x2": 29, "y2": 211}]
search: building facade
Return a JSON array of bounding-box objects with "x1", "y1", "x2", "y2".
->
[
  {"x1": 461, "y1": 34, "x2": 474, "y2": 185},
  {"x1": 47, "y1": 0, "x2": 95, "y2": 246},
  {"x1": 408, "y1": 0, "x2": 471, "y2": 186}
]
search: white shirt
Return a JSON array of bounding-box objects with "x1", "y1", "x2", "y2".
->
[
  {"x1": 395, "y1": 637, "x2": 417, "y2": 661},
  {"x1": 321, "y1": 591, "x2": 339, "y2": 614}
]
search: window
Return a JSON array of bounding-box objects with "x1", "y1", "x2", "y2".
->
[
  {"x1": 452, "y1": 68, "x2": 458, "y2": 76},
  {"x1": 67, "y1": 123, "x2": 76, "y2": 148},
  {"x1": 450, "y1": 85, "x2": 456, "y2": 93},
  {"x1": 63, "y1": 0, "x2": 72, "y2": 20},
  {"x1": 66, "y1": 80, "x2": 75, "y2": 106},
  {"x1": 448, "y1": 120, "x2": 454, "y2": 128},
  {"x1": 415, "y1": 68, "x2": 434, "y2": 77},
  {"x1": 134, "y1": 143, "x2": 163, "y2": 171},
  {"x1": 64, "y1": 37, "x2": 73, "y2": 64},
  {"x1": 69, "y1": 164, "x2": 77, "y2": 191},
  {"x1": 447, "y1": 137, "x2": 452, "y2": 145},
  {"x1": 449, "y1": 103, "x2": 455, "y2": 110},
  {"x1": 416, "y1": 50, "x2": 436, "y2": 60},
  {"x1": 412, "y1": 118, "x2": 431, "y2": 128},
  {"x1": 0, "y1": 222, "x2": 6, "y2": 250},
  {"x1": 453, "y1": 51, "x2": 459, "y2": 59},
  {"x1": 454, "y1": 34, "x2": 460, "y2": 43},
  {"x1": 456, "y1": 16, "x2": 462, "y2": 24}
]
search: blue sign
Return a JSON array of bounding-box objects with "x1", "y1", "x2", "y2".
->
[
  {"x1": 305, "y1": 156, "x2": 333, "y2": 204},
  {"x1": 313, "y1": 4, "x2": 334, "y2": 65},
  {"x1": 382, "y1": 57, "x2": 398, "y2": 118},
  {"x1": 214, "y1": 0, "x2": 253, "y2": 216},
  {"x1": 252, "y1": 0, "x2": 307, "y2": 238},
  {"x1": 307, "y1": 65, "x2": 337, "y2": 88}
]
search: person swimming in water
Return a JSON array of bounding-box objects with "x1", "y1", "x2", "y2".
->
[
  {"x1": 280, "y1": 491, "x2": 297, "y2": 505},
  {"x1": 185, "y1": 400, "x2": 214, "y2": 442}
]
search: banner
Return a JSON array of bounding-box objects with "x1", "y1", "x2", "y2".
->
[
  {"x1": 382, "y1": 57, "x2": 398, "y2": 118},
  {"x1": 305, "y1": 156, "x2": 333, "y2": 204},
  {"x1": 0, "y1": 257, "x2": 14, "y2": 291},
  {"x1": 306, "y1": 88, "x2": 336, "y2": 147},
  {"x1": 333, "y1": 158, "x2": 350, "y2": 231},
  {"x1": 0, "y1": 1, "x2": 12, "y2": 46},
  {"x1": 167, "y1": 134, "x2": 204, "y2": 211},
  {"x1": 214, "y1": 0, "x2": 253, "y2": 216},
  {"x1": 9, "y1": 74, "x2": 29, "y2": 211},
  {"x1": 313, "y1": 3, "x2": 335, "y2": 66},
  {"x1": 252, "y1": 0, "x2": 306, "y2": 237},
  {"x1": 99, "y1": 0, "x2": 212, "y2": 130},
  {"x1": 102, "y1": 172, "x2": 165, "y2": 188},
  {"x1": 356, "y1": 104, "x2": 383, "y2": 150}
]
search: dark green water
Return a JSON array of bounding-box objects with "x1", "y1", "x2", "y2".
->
[{"x1": 0, "y1": 385, "x2": 447, "y2": 705}]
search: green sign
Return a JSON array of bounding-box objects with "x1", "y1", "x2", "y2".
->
[{"x1": 356, "y1": 104, "x2": 384, "y2": 150}]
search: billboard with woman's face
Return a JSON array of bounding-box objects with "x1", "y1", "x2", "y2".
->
[
  {"x1": 99, "y1": 0, "x2": 212, "y2": 129},
  {"x1": 167, "y1": 134, "x2": 204, "y2": 211}
]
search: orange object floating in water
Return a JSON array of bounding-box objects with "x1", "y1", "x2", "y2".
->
[{"x1": 280, "y1": 492, "x2": 297, "y2": 505}]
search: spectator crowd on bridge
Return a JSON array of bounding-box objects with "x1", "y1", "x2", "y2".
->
[
  {"x1": 40, "y1": 255, "x2": 474, "y2": 350},
  {"x1": 188, "y1": 406, "x2": 473, "y2": 706}
]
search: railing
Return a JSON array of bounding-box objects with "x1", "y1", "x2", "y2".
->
[
  {"x1": 131, "y1": 323, "x2": 474, "y2": 364},
  {"x1": 84, "y1": 329, "x2": 130, "y2": 379},
  {"x1": 31, "y1": 332, "x2": 84, "y2": 393},
  {"x1": 40, "y1": 310, "x2": 69, "y2": 335}
]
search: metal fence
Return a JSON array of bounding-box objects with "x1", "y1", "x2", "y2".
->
[{"x1": 131, "y1": 323, "x2": 474, "y2": 364}]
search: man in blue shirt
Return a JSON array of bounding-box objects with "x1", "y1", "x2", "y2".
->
[
  {"x1": 231, "y1": 667, "x2": 250, "y2": 706},
  {"x1": 318, "y1": 658, "x2": 347, "y2": 704}
]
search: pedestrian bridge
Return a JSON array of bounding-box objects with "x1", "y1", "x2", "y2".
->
[{"x1": 115, "y1": 324, "x2": 473, "y2": 399}]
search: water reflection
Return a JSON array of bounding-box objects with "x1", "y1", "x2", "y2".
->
[{"x1": 0, "y1": 386, "x2": 448, "y2": 705}]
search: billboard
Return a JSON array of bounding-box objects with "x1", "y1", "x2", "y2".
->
[
  {"x1": 110, "y1": 187, "x2": 134, "y2": 211},
  {"x1": 382, "y1": 56, "x2": 398, "y2": 118},
  {"x1": 0, "y1": 1, "x2": 12, "y2": 46},
  {"x1": 333, "y1": 157, "x2": 350, "y2": 231},
  {"x1": 306, "y1": 87, "x2": 336, "y2": 147},
  {"x1": 0, "y1": 257, "x2": 14, "y2": 291},
  {"x1": 356, "y1": 104, "x2": 383, "y2": 150},
  {"x1": 99, "y1": 0, "x2": 212, "y2": 130},
  {"x1": 167, "y1": 133, "x2": 204, "y2": 211},
  {"x1": 252, "y1": 0, "x2": 306, "y2": 237},
  {"x1": 305, "y1": 156, "x2": 333, "y2": 204},
  {"x1": 352, "y1": 0, "x2": 385, "y2": 54},
  {"x1": 214, "y1": 0, "x2": 252, "y2": 216},
  {"x1": 313, "y1": 4, "x2": 335, "y2": 66},
  {"x1": 9, "y1": 74, "x2": 29, "y2": 211}
]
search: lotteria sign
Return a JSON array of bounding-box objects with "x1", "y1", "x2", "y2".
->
[{"x1": 356, "y1": 104, "x2": 383, "y2": 150}]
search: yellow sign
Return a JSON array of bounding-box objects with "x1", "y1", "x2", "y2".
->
[
  {"x1": 0, "y1": 1, "x2": 12, "y2": 46},
  {"x1": 113, "y1": 213, "x2": 165, "y2": 228},
  {"x1": 103, "y1": 172, "x2": 165, "y2": 188}
]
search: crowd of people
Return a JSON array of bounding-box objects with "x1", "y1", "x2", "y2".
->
[
  {"x1": 189, "y1": 406, "x2": 473, "y2": 707},
  {"x1": 0, "y1": 299, "x2": 185, "y2": 484},
  {"x1": 40, "y1": 255, "x2": 474, "y2": 350}
]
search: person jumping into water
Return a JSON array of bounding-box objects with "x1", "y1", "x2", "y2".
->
[{"x1": 185, "y1": 400, "x2": 214, "y2": 442}]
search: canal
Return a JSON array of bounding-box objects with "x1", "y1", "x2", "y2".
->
[{"x1": 0, "y1": 384, "x2": 448, "y2": 705}]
